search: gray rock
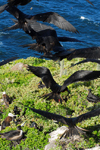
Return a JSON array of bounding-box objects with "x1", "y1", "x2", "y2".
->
[{"x1": 11, "y1": 63, "x2": 28, "y2": 71}]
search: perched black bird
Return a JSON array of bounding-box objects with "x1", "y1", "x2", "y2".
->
[
  {"x1": 69, "y1": 59, "x2": 100, "y2": 68},
  {"x1": 1, "y1": 113, "x2": 16, "y2": 130},
  {"x1": 0, "y1": 0, "x2": 31, "y2": 14},
  {"x1": 27, "y1": 65, "x2": 100, "y2": 103},
  {"x1": 25, "y1": 106, "x2": 100, "y2": 138},
  {"x1": 87, "y1": 89, "x2": 100, "y2": 103}
]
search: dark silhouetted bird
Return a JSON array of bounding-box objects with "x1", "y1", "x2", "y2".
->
[
  {"x1": 0, "y1": 122, "x2": 25, "y2": 141},
  {"x1": 6, "y1": 18, "x2": 81, "y2": 55},
  {"x1": 24, "y1": 106, "x2": 100, "y2": 138},
  {"x1": 87, "y1": 89, "x2": 100, "y2": 103},
  {"x1": 5, "y1": 6, "x2": 78, "y2": 33},
  {"x1": 27, "y1": 65, "x2": 100, "y2": 103},
  {"x1": 4, "y1": 6, "x2": 81, "y2": 55},
  {"x1": 1, "y1": 113, "x2": 16, "y2": 130},
  {"x1": 0, "y1": 0, "x2": 31, "y2": 14},
  {"x1": 20, "y1": 19, "x2": 81, "y2": 54}
]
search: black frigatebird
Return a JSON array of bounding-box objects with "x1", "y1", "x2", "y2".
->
[
  {"x1": 24, "y1": 106, "x2": 100, "y2": 138},
  {"x1": 27, "y1": 65, "x2": 100, "y2": 103}
]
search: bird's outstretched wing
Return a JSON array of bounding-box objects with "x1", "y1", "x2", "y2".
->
[
  {"x1": 45, "y1": 47, "x2": 100, "y2": 61},
  {"x1": 0, "y1": 57, "x2": 18, "y2": 66},
  {"x1": 0, "y1": 0, "x2": 31, "y2": 14},
  {"x1": 7, "y1": 0, "x2": 31, "y2": 6},
  {"x1": 58, "y1": 37, "x2": 83, "y2": 42},
  {"x1": 26, "y1": 107, "x2": 69, "y2": 125},
  {"x1": 67, "y1": 47, "x2": 100, "y2": 60},
  {"x1": 27, "y1": 65, "x2": 57, "y2": 90},
  {"x1": 31, "y1": 12, "x2": 79, "y2": 33},
  {"x1": 75, "y1": 107, "x2": 100, "y2": 124},
  {"x1": 69, "y1": 59, "x2": 100, "y2": 68},
  {"x1": 61, "y1": 70, "x2": 100, "y2": 92}
]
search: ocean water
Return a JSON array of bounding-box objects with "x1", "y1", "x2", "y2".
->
[{"x1": 0, "y1": 0, "x2": 100, "y2": 61}]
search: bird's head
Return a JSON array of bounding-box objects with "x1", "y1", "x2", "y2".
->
[{"x1": 8, "y1": 113, "x2": 17, "y2": 118}]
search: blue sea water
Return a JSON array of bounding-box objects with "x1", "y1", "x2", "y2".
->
[{"x1": 0, "y1": 0, "x2": 100, "y2": 61}]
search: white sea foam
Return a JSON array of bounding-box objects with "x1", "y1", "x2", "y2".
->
[
  {"x1": 80, "y1": 16, "x2": 90, "y2": 20},
  {"x1": 0, "y1": 32, "x2": 9, "y2": 35}
]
